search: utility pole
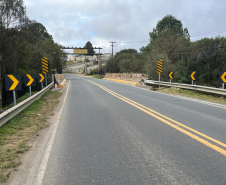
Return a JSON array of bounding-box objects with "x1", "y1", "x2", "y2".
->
[
  {"x1": 109, "y1": 41, "x2": 116, "y2": 58},
  {"x1": 98, "y1": 48, "x2": 102, "y2": 75}
]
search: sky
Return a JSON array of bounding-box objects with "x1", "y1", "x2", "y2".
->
[{"x1": 23, "y1": 0, "x2": 226, "y2": 54}]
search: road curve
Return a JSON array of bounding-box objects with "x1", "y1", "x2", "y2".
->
[{"x1": 41, "y1": 74, "x2": 226, "y2": 185}]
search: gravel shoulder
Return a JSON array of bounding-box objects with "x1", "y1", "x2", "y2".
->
[{"x1": 3, "y1": 82, "x2": 69, "y2": 185}]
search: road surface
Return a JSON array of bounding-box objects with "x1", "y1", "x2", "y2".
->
[{"x1": 41, "y1": 74, "x2": 226, "y2": 184}]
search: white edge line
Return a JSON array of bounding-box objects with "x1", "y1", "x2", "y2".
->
[
  {"x1": 154, "y1": 91, "x2": 226, "y2": 108},
  {"x1": 132, "y1": 85, "x2": 226, "y2": 109},
  {"x1": 34, "y1": 80, "x2": 70, "y2": 185}
]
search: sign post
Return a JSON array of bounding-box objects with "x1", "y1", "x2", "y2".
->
[
  {"x1": 13, "y1": 91, "x2": 16, "y2": 106},
  {"x1": 45, "y1": 74, "x2": 47, "y2": 87},
  {"x1": 5, "y1": 74, "x2": 22, "y2": 106}
]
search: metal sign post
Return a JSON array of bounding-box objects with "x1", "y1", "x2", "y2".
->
[
  {"x1": 170, "y1": 79, "x2": 172, "y2": 83},
  {"x1": 192, "y1": 80, "x2": 194, "y2": 85},
  {"x1": 13, "y1": 90, "x2": 16, "y2": 106},
  {"x1": 41, "y1": 82, "x2": 43, "y2": 89},
  {"x1": 159, "y1": 73, "x2": 160, "y2": 88},
  {"x1": 223, "y1": 83, "x2": 225, "y2": 98},
  {"x1": 45, "y1": 74, "x2": 47, "y2": 87},
  {"x1": 29, "y1": 86, "x2": 32, "y2": 97}
]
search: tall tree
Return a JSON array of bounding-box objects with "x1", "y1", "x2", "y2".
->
[
  {"x1": 84, "y1": 41, "x2": 95, "y2": 55},
  {"x1": 141, "y1": 14, "x2": 190, "y2": 81},
  {"x1": 149, "y1": 14, "x2": 190, "y2": 42},
  {"x1": 0, "y1": 0, "x2": 28, "y2": 109}
]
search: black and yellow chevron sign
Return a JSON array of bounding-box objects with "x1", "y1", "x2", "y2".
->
[
  {"x1": 5, "y1": 74, "x2": 22, "y2": 91},
  {"x1": 42, "y1": 57, "x2": 48, "y2": 74},
  {"x1": 168, "y1": 71, "x2": 174, "y2": 79},
  {"x1": 219, "y1": 71, "x2": 226, "y2": 83},
  {"x1": 157, "y1": 59, "x2": 163, "y2": 74}
]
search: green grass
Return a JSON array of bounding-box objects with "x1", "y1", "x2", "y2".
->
[
  {"x1": 3, "y1": 91, "x2": 39, "y2": 110},
  {"x1": 158, "y1": 87, "x2": 226, "y2": 105},
  {"x1": 86, "y1": 75, "x2": 104, "y2": 79},
  {"x1": 0, "y1": 90, "x2": 62, "y2": 182}
]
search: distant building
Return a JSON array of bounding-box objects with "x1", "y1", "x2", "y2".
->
[
  {"x1": 67, "y1": 53, "x2": 111, "y2": 63},
  {"x1": 101, "y1": 53, "x2": 111, "y2": 62}
]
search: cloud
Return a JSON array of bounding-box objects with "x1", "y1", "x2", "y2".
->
[{"x1": 23, "y1": 0, "x2": 226, "y2": 53}]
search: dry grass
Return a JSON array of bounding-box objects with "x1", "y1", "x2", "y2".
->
[
  {"x1": 0, "y1": 90, "x2": 62, "y2": 183},
  {"x1": 157, "y1": 87, "x2": 226, "y2": 105}
]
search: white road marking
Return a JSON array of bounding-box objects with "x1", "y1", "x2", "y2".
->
[
  {"x1": 104, "y1": 80, "x2": 226, "y2": 109},
  {"x1": 34, "y1": 80, "x2": 70, "y2": 185}
]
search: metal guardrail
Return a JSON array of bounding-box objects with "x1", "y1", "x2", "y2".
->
[
  {"x1": 144, "y1": 80, "x2": 226, "y2": 96},
  {"x1": 0, "y1": 82, "x2": 54, "y2": 128}
]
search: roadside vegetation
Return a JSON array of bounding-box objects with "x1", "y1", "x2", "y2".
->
[
  {"x1": 106, "y1": 15, "x2": 226, "y2": 89},
  {"x1": 0, "y1": 90, "x2": 62, "y2": 183},
  {"x1": 0, "y1": 0, "x2": 67, "y2": 109},
  {"x1": 88, "y1": 75, "x2": 104, "y2": 79}
]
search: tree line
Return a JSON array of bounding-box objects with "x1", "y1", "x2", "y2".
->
[
  {"x1": 106, "y1": 15, "x2": 226, "y2": 87},
  {"x1": 0, "y1": 0, "x2": 67, "y2": 109}
]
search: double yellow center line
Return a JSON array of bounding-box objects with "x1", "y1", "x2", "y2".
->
[{"x1": 87, "y1": 80, "x2": 226, "y2": 157}]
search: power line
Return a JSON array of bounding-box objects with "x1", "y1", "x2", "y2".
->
[
  {"x1": 190, "y1": 27, "x2": 226, "y2": 35},
  {"x1": 115, "y1": 40, "x2": 149, "y2": 43},
  {"x1": 102, "y1": 46, "x2": 111, "y2": 53},
  {"x1": 190, "y1": 27, "x2": 226, "y2": 37}
]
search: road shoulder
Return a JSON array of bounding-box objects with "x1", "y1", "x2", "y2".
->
[{"x1": 5, "y1": 81, "x2": 69, "y2": 185}]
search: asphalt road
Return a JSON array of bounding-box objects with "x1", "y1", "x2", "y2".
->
[{"x1": 41, "y1": 74, "x2": 226, "y2": 185}]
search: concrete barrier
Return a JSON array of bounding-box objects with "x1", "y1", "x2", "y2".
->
[{"x1": 52, "y1": 74, "x2": 66, "y2": 88}]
